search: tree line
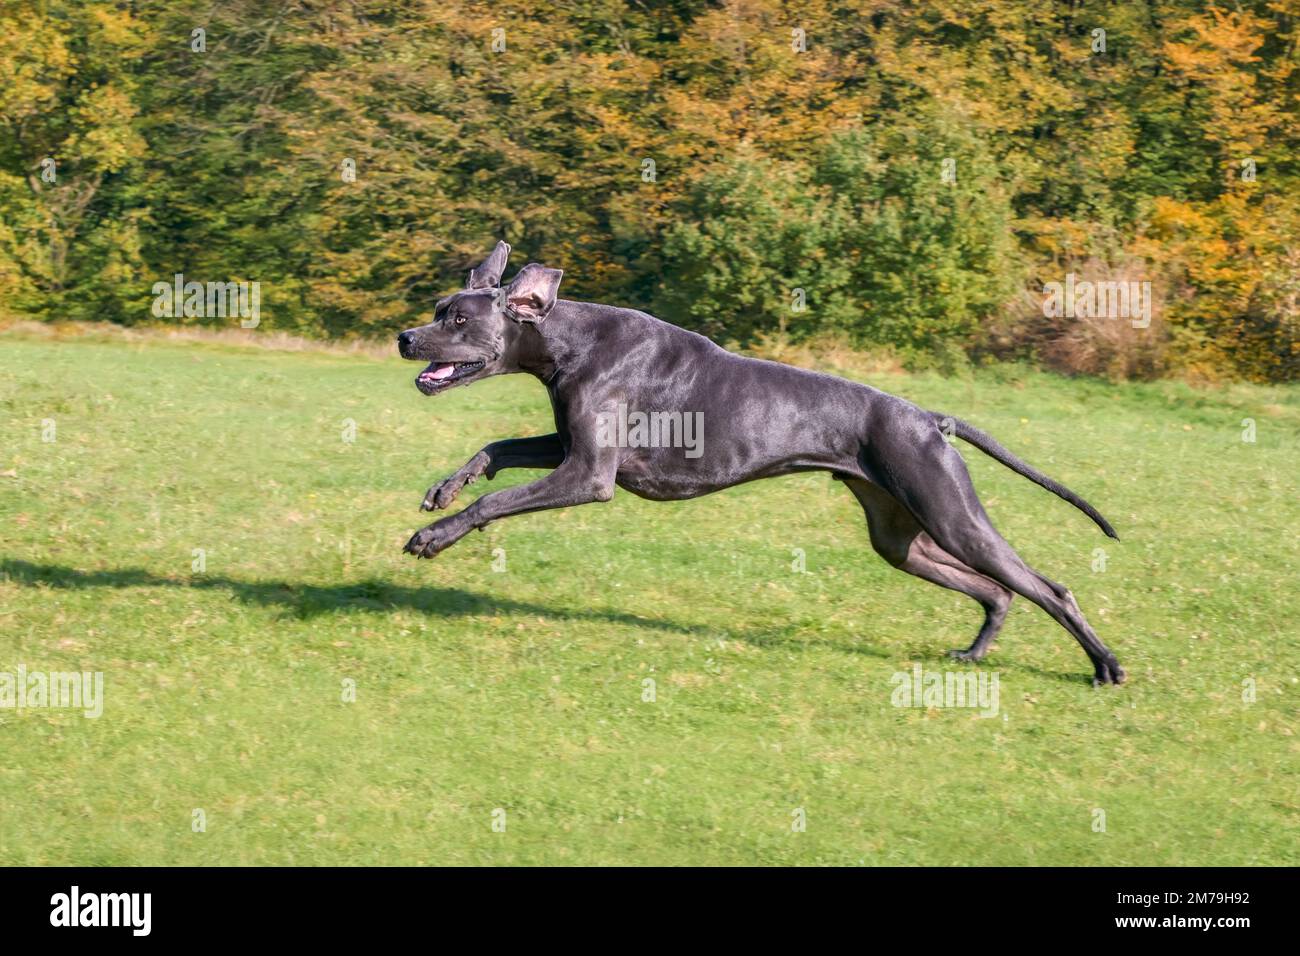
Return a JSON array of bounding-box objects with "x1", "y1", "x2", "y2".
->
[{"x1": 2, "y1": 1, "x2": 1297, "y2": 381}]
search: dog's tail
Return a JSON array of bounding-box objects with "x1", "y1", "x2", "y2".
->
[{"x1": 938, "y1": 414, "x2": 1120, "y2": 540}]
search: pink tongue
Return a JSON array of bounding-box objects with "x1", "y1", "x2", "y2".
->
[{"x1": 424, "y1": 364, "x2": 455, "y2": 381}]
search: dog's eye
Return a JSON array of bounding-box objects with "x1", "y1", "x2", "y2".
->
[{"x1": 455, "y1": 314, "x2": 467, "y2": 325}]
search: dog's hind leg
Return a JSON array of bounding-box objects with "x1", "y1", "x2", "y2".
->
[
  {"x1": 869, "y1": 434, "x2": 1125, "y2": 685},
  {"x1": 845, "y1": 479, "x2": 1013, "y2": 662}
]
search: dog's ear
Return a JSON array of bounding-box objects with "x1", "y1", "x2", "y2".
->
[
  {"x1": 466, "y1": 240, "x2": 512, "y2": 290},
  {"x1": 505, "y1": 263, "x2": 563, "y2": 323}
]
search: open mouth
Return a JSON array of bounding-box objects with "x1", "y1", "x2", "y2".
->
[{"x1": 415, "y1": 359, "x2": 485, "y2": 394}]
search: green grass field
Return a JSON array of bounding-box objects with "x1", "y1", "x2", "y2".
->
[{"x1": 1, "y1": 326, "x2": 1297, "y2": 866}]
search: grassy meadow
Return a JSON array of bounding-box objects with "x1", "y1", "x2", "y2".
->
[{"x1": 1, "y1": 325, "x2": 1297, "y2": 865}]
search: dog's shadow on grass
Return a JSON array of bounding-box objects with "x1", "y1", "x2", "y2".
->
[
  {"x1": 0, "y1": 558, "x2": 700, "y2": 636},
  {"x1": 2, "y1": 559, "x2": 1091, "y2": 680},
  {"x1": 0, "y1": 558, "x2": 893, "y2": 658}
]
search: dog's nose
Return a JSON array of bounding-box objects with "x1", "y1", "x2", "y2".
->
[{"x1": 397, "y1": 330, "x2": 414, "y2": 353}]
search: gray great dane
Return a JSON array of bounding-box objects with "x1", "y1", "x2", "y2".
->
[{"x1": 398, "y1": 242, "x2": 1126, "y2": 685}]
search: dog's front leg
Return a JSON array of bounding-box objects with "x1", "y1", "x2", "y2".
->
[
  {"x1": 422, "y1": 434, "x2": 565, "y2": 511},
  {"x1": 405, "y1": 452, "x2": 616, "y2": 559}
]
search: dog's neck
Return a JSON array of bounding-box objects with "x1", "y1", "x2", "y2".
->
[{"x1": 504, "y1": 303, "x2": 584, "y2": 384}]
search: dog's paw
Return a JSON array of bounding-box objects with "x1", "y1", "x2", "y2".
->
[
  {"x1": 403, "y1": 522, "x2": 455, "y2": 559},
  {"x1": 422, "y1": 473, "x2": 473, "y2": 511},
  {"x1": 1091, "y1": 658, "x2": 1127, "y2": 687},
  {"x1": 421, "y1": 454, "x2": 490, "y2": 511}
]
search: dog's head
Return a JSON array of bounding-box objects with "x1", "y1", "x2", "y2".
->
[{"x1": 397, "y1": 241, "x2": 563, "y2": 396}]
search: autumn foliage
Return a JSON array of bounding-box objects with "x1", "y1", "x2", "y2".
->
[{"x1": 1, "y1": 1, "x2": 1297, "y2": 380}]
